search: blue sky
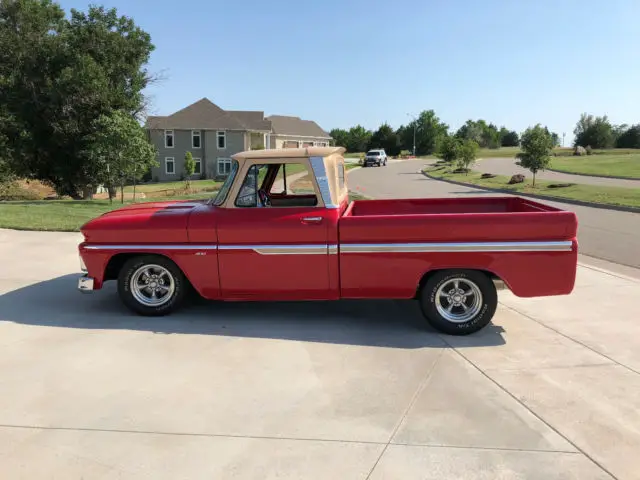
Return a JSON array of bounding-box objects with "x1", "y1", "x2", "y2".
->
[{"x1": 60, "y1": 0, "x2": 640, "y2": 144}]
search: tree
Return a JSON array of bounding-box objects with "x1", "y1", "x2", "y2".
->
[
  {"x1": 329, "y1": 128, "x2": 349, "y2": 149},
  {"x1": 346, "y1": 125, "x2": 372, "y2": 153},
  {"x1": 436, "y1": 136, "x2": 460, "y2": 163},
  {"x1": 456, "y1": 119, "x2": 500, "y2": 149},
  {"x1": 400, "y1": 110, "x2": 449, "y2": 156},
  {"x1": 499, "y1": 128, "x2": 519, "y2": 147},
  {"x1": 369, "y1": 123, "x2": 400, "y2": 156},
  {"x1": 457, "y1": 140, "x2": 479, "y2": 173},
  {"x1": 184, "y1": 151, "x2": 195, "y2": 190},
  {"x1": 0, "y1": 1, "x2": 155, "y2": 198},
  {"x1": 573, "y1": 113, "x2": 615, "y2": 149},
  {"x1": 616, "y1": 125, "x2": 640, "y2": 148},
  {"x1": 516, "y1": 124, "x2": 554, "y2": 187},
  {"x1": 84, "y1": 110, "x2": 157, "y2": 203}
]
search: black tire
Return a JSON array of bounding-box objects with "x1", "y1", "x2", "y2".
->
[
  {"x1": 118, "y1": 255, "x2": 188, "y2": 316},
  {"x1": 419, "y1": 269, "x2": 497, "y2": 335}
]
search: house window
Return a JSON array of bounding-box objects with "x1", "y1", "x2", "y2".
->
[
  {"x1": 165, "y1": 157, "x2": 175, "y2": 175},
  {"x1": 302, "y1": 141, "x2": 314, "y2": 148},
  {"x1": 217, "y1": 157, "x2": 232, "y2": 176},
  {"x1": 194, "y1": 158, "x2": 201, "y2": 175},
  {"x1": 217, "y1": 130, "x2": 226, "y2": 149},
  {"x1": 283, "y1": 140, "x2": 299, "y2": 148},
  {"x1": 192, "y1": 130, "x2": 201, "y2": 149},
  {"x1": 165, "y1": 130, "x2": 174, "y2": 148}
]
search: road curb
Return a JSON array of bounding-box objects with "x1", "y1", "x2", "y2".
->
[
  {"x1": 545, "y1": 167, "x2": 640, "y2": 182},
  {"x1": 422, "y1": 171, "x2": 640, "y2": 214}
]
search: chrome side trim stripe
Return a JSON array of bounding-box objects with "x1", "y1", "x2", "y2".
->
[
  {"x1": 339, "y1": 241, "x2": 573, "y2": 253},
  {"x1": 83, "y1": 244, "x2": 218, "y2": 250},
  {"x1": 83, "y1": 241, "x2": 573, "y2": 255},
  {"x1": 219, "y1": 244, "x2": 327, "y2": 255}
]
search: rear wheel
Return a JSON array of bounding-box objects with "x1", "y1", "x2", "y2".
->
[
  {"x1": 118, "y1": 255, "x2": 187, "y2": 316},
  {"x1": 419, "y1": 270, "x2": 497, "y2": 335}
]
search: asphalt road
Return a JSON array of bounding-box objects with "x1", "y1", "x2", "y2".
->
[
  {"x1": 350, "y1": 160, "x2": 640, "y2": 270},
  {"x1": 478, "y1": 157, "x2": 640, "y2": 188}
]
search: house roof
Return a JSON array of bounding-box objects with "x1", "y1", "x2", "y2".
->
[
  {"x1": 266, "y1": 115, "x2": 331, "y2": 139},
  {"x1": 145, "y1": 99, "x2": 331, "y2": 139},
  {"x1": 228, "y1": 110, "x2": 272, "y2": 131},
  {"x1": 146, "y1": 98, "x2": 270, "y2": 131}
]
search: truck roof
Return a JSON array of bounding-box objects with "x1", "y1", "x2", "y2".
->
[
  {"x1": 232, "y1": 146, "x2": 345, "y2": 161},
  {"x1": 226, "y1": 146, "x2": 348, "y2": 209}
]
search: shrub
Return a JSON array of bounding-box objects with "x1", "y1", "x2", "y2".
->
[{"x1": 0, "y1": 181, "x2": 43, "y2": 201}]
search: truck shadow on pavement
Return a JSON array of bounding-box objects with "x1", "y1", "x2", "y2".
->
[{"x1": 0, "y1": 275, "x2": 506, "y2": 349}]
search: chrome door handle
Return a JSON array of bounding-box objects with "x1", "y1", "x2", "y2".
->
[{"x1": 302, "y1": 216, "x2": 323, "y2": 223}]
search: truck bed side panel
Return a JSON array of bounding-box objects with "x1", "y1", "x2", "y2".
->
[{"x1": 337, "y1": 210, "x2": 578, "y2": 298}]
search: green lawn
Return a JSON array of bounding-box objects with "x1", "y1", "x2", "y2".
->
[
  {"x1": 550, "y1": 153, "x2": 640, "y2": 179},
  {"x1": 425, "y1": 166, "x2": 640, "y2": 209},
  {"x1": 124, "y1": 179, "x2": 221, "y2": 194},
  {"x1": 0, "y1": 193, "x2": 214, "y2": 232},
  {"x1": 0, "y1": 189, "x2": 371, "y2": 232}
]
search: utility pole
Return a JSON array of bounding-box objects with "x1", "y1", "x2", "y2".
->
[
  {"x1": 407, "y1": 113, "x2": 418, "y2": 156},
  {"x1": 562, "y1": 132, "x2": 566, "y2": 147}
]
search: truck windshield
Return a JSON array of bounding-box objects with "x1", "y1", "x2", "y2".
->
[
  {"x1": 211, "y1": 160, "x2": 239, "y2": 206},
  {"x1": 367, "y1": 151, "x2": 380, "y2": 156}
]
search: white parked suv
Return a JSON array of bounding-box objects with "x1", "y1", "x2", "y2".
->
[{"x1": 363, "y1": 149, "x2": 388, "y2": 167}]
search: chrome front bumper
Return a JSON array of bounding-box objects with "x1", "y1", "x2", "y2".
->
[{"x1": 78, "y1": 275, "x2": 95, "y2": 293}]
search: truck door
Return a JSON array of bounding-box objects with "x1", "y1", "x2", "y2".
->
[{"x1": 215, "y1": 162, "x2": 332, "y2": 300}]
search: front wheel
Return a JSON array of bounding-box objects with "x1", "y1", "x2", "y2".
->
[
  {"x1": 419, "y1": 270, "x2": 497, "y2": 335},
  {"x1": 118, "y1": 255, "x2": 188, "y2": 316}
]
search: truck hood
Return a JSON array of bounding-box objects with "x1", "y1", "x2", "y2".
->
[{"x1": 80, "y1": 200, "x2": 206, "y2": 244}]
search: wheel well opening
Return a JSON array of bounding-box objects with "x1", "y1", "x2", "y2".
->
[
  {"x1": 104, "y1": 253, "x2": 139, "y2": 281},
  {"x1": 415, "y1": 269, "x2": 503, "y2": 298},
  {"x1": 104, "y1": 253, "x2": 188, "y2": 283}
]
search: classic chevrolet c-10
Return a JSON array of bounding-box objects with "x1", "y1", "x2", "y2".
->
[{"x1": 78, "y1": 147, "x2": 578, "y2": 335}]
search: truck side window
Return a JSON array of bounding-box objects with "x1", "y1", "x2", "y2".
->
[
  {"x1": 235, "y1": 164, "x2": 262, "y2": 207},
  {"x1": 269, "y1": 162, "x2": 318, "y2": 207},
  {"x1": 235, "y1": 163, "x2": 319, "y2": 208}
]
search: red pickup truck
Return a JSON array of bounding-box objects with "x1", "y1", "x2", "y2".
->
[{"x1": 78, "y1": 147, "x2": 578, "y2": 335}]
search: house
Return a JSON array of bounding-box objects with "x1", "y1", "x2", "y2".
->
[{"x1": 145, "y1": 98, "x2": 332, "y2": 181}]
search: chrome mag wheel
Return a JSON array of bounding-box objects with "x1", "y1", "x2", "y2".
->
[
  {"x1": 130, "y1": 264, "x2": 176, "y2": 307},
  {"x1": 435, "y1": 277, "x2": 483, "y2": 323}
]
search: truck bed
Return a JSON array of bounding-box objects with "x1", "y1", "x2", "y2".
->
[
  {"x1": 345, "y1": 196, "x2": 561, "y2": 216},
  {"x1": 340, "y1": 196, "x2": 576, "y2": 243},
  {"x1": 337, "y1": 196, "x2": 578, "y2": 299}
]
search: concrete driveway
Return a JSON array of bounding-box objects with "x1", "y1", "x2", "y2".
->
[
  {"x1": 352, "y1": 159, "x2": 640, "y2": 271},
  {"x1": 477, "y1": 157, "x2": 640, "y2": 189},
  {"x1": 1, "y1": 219, "x2": 640, "y2": 478}
]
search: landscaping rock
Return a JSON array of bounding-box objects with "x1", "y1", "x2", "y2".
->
[
  {"x1": 481, "y1": 173, "x2": 497, "y2": 179},
  {"x1": 508, "y1": 174, "x2": 525, "y2": 184},
  {"x1": 573, "y1": 146, "x2": 587, "y2": 156}
]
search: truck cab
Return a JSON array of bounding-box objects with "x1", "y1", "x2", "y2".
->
[{"x1": 78, "y1": 146, "x2": 578, "y2": 335}]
